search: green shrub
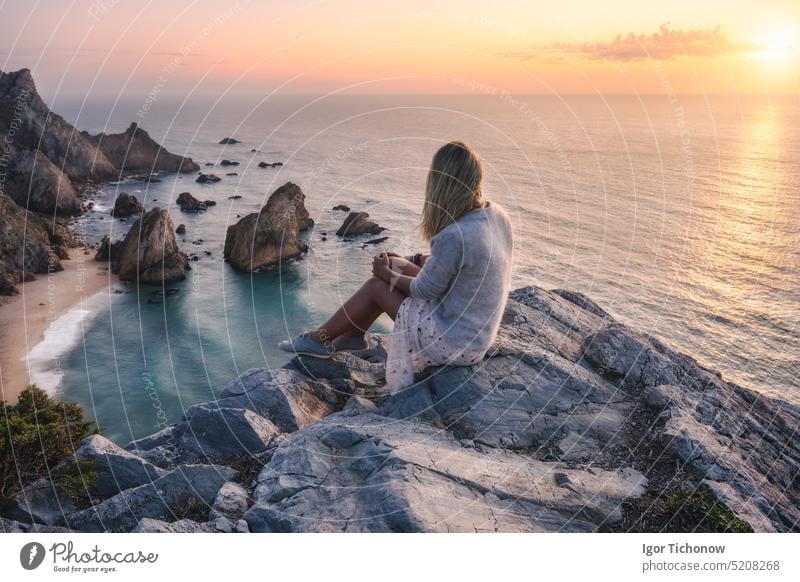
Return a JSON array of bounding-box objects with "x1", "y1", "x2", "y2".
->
[
  {"x1": 0, "y1": 386, "x2": 96, "y2": 504},
  {"x1": 657, "y1": 484, "x2": 753, "y2": 533}
]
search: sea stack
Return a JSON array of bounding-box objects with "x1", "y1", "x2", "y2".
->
[
  {"x1": 223, "y1": 182, "x2": 314, "y2": 272},
  {"x1": 110, "y1": 192, "x2": 144, "y2": 217},
  {"x1": 111, "y1": 208, "x2": 190, "y2": 284},
  {"x1": 336, "y1": 211, "x2": 385, "y2": 237}
]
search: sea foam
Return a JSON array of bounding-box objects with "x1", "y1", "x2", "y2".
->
[{"x1": 24, "y1": 289, "x2": 118, "y2": 395}]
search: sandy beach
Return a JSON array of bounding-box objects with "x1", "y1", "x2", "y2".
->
[{"x1": 0, "y1": 250, "x2": 110, "y2": 404}]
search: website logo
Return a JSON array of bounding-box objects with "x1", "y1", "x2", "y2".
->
[{"x1": 20, "y1": 542, "x2": 46, "y2": 570}]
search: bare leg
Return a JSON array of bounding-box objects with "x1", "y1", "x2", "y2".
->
[
  {"x1": 312, "y1": 277, "x2": 404, "y2": 342},
  {"x1": 313, "y1": 258, "x2": 421, "y2": 342}
]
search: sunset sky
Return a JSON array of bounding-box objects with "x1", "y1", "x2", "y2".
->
[{"x1": 1, "y1": 0, "x2": 798, "y2": 96}]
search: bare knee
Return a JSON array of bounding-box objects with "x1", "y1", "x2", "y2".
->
[{"x1": 364, "y1": 276, "x2": 388, "y2": 293}]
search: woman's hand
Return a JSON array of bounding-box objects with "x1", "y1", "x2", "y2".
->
[{"x1": 372, "y1": 252, "x2": 392, "y2": 281}]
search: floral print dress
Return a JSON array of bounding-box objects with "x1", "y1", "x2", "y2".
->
[{"x1": 385, "y1": 296, "x2": 483, "y2": 393}]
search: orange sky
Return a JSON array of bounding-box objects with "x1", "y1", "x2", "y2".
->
[{"x1": 1, "y1": 0, "x2": 798, "y2": 96}]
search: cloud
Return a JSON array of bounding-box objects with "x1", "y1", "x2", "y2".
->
[{"x1": 502, "y1": 24, "x2": 753, "y2": 62}]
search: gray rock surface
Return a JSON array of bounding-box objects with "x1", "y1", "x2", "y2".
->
[
  {"x1": 245, "y1": 412, "x2": 647, "y2": 532},
  {"x1": 132, "y1": 518, "x2": 214, "y2": 533},
  {"x1": 66, "y1": 464, "x2": 236, "y2": 532},
  {"x1": 62, "y1": 434, "x2": 166, "y2": 498},
  {"x1": 3, "y1": 478, "x2": 77, "y2": 526},
  {"x1": 18, "y1": 284, "x2": 799, "y2": 532},
  {"x1": 212, "y1": 367, "x2": 340, "y2": 432},
  {"x1": 175, "y1": 406, "x2": 280, "y2": 463},
  {"x1": 209, "y1": 482, "x2": 250, "y2": 521},
  {"x1": 0, "y1": 517, "x2": 27, "y2": 533},
  {"x1": 0, "y1": 518, "x2": 72, "y2": 533}
]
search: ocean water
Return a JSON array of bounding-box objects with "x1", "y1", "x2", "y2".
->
[{"x1": 32, "y1": 93, "x2": 799, "y2": 444}]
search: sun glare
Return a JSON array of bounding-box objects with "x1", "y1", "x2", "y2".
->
[{"x1": 749, "y1": 28, "x2": 800, "y2": 64}]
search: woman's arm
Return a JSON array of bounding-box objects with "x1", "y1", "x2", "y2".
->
[
  {"x1": 407, "y1": 234, "x2": 462, "y2": 301},
  {"x1": 386, "y1": 251, "x2": 430, "y2": 267},
  {"x1": 372, "y1": 253, "x2": 414, "y2": 294}
]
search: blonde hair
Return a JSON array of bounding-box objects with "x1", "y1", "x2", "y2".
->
[{"x1": 420, "y1": 141, "x2": 485, "y2": 242}]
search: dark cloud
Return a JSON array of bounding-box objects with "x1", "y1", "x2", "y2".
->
[{"x1": 502, "y1": 24, "x2": 753, "y2": 62}]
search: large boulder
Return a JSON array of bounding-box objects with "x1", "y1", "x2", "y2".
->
[
  {"x1": 175, "y1": 406, "x2": 281, "y2": 464},
  {"x1": 82, "y1": 122, "x2": 199, "y2": 174},
  {"x1": 196, "y1": 173, "x2": 221, "y2": 184},
  {"x1": 176, "y1": 191, "x2": 206, "y2": 212},
  {"x1": 209, "y1": 482, "x2": 250, "y2": 521},
  {"x1": 4, "y1": 150, "x2": 81, "y2": 215},
  {"x1": 110, "y1": 208, "x2": 189, "y2": 284},
  {"x1": 110, "y1": 192, "x2": 144, "y2": 217},
  {"x1": 123, "y1": 368, "x2": 338, "y2": 469},
  {"x1": 61, "y1": 434, "x2": 167, "y2": 498},
  {"x1": 336, "y1": 211, "x2": 384, "y2": 237},
  {"x1": 208, "y1": 367, "x2": 340, "y2": 432},
  {"x1": 0, "y1": 194, "x2": 64, "y2": 295},
  {"x1": 1, "y1": 478, "x2": 77, "y2": 526},
  {"x1": 223, "y1": 182, "x2": 314, "y2": 272},
  {"x1": 66, "y1": 464, "x2": 237, "y2": 532}
]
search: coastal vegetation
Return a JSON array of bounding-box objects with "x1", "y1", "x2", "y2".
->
[{"x1": 0, "y1": 386, "x2": 96, "y2": 506}]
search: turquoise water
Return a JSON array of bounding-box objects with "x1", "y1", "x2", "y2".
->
[{"x1": 31, "y1": 94, "x2": 799, "y2": 443}]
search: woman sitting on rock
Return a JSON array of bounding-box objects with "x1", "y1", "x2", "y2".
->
[{"x1": 279, "y1": 141, "x2": 514, "y2": 391}]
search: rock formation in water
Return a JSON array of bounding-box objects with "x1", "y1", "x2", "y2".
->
[
  {"x1": 110, "y1": 192, "x2": 144, "y2": 217},
  {"x1": 336, "y1": 211, "x2": 385, "y2": 237},
  {"x1": 82, "y1": 122, "x2": 199, "y2": 174},
  {"x1": 0, "y1": 68, "x2": 200, "y2": 293},
  {"x1": 0, "y1": 195, "x2": 67, "y2": 294},
  {"x1": 196, "y1": 173, "x2": 221, "y2": 184},
  {"x1": 223, "y1": 182, "x2": 314, "y2": 272},
  {"x1": 2, "y1": 286, "x2": 797, "y2": 533},
  {"x1": 109, "y1": 208, "x2": 189, "y2": 285},
  {"x1": 176, "y1": 191, "x2": 206, "y2": 212}
]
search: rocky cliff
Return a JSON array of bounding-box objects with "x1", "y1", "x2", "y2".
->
[
  {"x1": 2, "y1": 286, "x2": 797, "y2": 533},
  {"x1": 82, "y1": 122, "x2": 199, "y2": 174},
  {"x1": 0, "y1": 68, "x2": 201, "y2": 294},
  {"x1": 0, "y1": 68, "x2": 117, "y2": 189},
  {"x1": 0, "y1": 194, "x2": 68, "y2": 294}
]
